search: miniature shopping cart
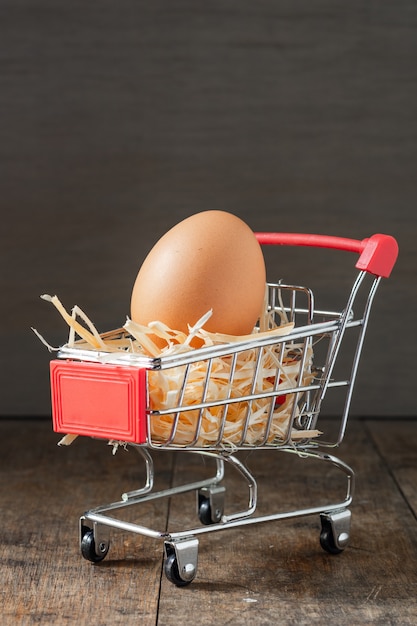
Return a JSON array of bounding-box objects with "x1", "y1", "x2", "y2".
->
[{"x1": 49, "y1": 232, "x2": 398, "y2": 586}]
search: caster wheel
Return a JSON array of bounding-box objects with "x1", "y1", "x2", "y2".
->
[
  {"x1": 198, "y1": 493, "x2": 223, "y2": 525},
  {"x1": 320, "y1": 528, "x2": 344, "y2": 554},
  {"x1": 320, "y1": 510, "x2": 351, "y2": 555},
  {"x1": 198, "y1": 498, "x2": 213, "y2": 525},
  {"x1": 81, "y1": 529, "x2": 109, "y2": 563},
  {"x1": 164, "y1": 553, "x2": 193, "y2": 587}
]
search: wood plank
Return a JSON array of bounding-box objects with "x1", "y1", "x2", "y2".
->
[
  {"x1": 157, "y1": 418, "x2": 417, "y2": 625},
  {"x1": 2, "y1": 418, "x2": 417, "y2": 624},
  {"x1": 365, "y1": 419, "x2": 417, "y2": 518},
  {"x1": 0, "y1": 419, "x2": 172, "y2": 625}
]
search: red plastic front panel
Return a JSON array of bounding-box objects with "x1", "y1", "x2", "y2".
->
[{"x1": 50, "y1": 360, "x2": 147, "y2": 443}]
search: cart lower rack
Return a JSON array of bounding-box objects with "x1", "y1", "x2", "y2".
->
[{"x1": 49, "y1": 232, "x2": 398, "y2": 586}]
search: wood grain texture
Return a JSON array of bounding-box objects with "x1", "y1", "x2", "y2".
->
[
  {"x1": 1, "y1": 421, "x2": 172, "y2": 625},
  {"x1": 366, "y1": 419, "x2": 417, "y2": 519},
  {"x1": 157, "y1": 420, "x2": 417, "y2": 625},
  {"x1": 1, "y1": 418, "x2": 416, "y2": 624}
]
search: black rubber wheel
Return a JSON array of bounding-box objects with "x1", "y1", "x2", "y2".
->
[
  {"x1": 80, "y1": 529, "x2": 109, "y2": 563},
  {"x1": 164, "y1": 553, "x2": 192, "y2": 587},
  {"x1": 198, "y1": 498, "x2": 213, "y2": 525},
  {"x1": 319, "y1": 528, "x2": 344, "y2": 555}
]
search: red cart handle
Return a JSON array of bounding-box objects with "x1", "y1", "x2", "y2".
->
[{"x1": 255, "y1": 232, "x2": 398, "y2": 278}]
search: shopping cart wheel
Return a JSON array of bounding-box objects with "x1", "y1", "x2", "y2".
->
[
  {"x1": 164, "y1": 539, "x2": 198, "y2": 586},
  {"x1": 320, "y1": 527, "x2": 344, "y2": 555},
  {"x1": 164, "y1": 553, "x2": 193, "y2": 587},
  {"x1": 198, "y1": 498, "x2": 215, "y2": 525},
  {"x1": 198, "y1": 485, "x2": 225, "y2": 525},
  {"x1": 80, "y1": 526, "x2": 110, "y2": 563},
  {"x1": 319, "y1": 510, "x2": 351, "y2": 555}
]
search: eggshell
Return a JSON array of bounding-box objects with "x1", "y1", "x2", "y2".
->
[{"x1": 130, "y1": 210, "x2": 266, "y2": 344}]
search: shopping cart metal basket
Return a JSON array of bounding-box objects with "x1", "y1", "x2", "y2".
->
[{"x1": 49, "y1": 232, "x2": 398, "y2": 586}]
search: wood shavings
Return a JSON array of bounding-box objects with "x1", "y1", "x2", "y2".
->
[
  {"x1": 148, "y1": 342, "x2": 317, "y2": 446},
  {"x1": 108, "y1": 441, "x2": 129, "y2": 455},
  {"x1": 40, "y1": 291, "x2": 319, "y2": 447},
  {"x1": 57, "y1": 433, "x2": 79, "y2": 446},
  {"x1": 40, "y1": 295, "x2": 109, "y2": 351}
]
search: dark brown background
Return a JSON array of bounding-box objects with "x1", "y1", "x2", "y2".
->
[{"x1": 1, "y1": 0, "x2": 415, "y2": 417}]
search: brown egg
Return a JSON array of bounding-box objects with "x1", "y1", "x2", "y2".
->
[{"x1": 130, "y1": 210, "x2": 266, "y2": 346}]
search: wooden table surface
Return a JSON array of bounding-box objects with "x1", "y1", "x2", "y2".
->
[{"x1": 1, "y1": 417, "x2": 416, "y2": 625}]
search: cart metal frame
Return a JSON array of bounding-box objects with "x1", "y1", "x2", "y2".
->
[{"x1": 50, "y1": 232, "x2": 398, "y2": 585}]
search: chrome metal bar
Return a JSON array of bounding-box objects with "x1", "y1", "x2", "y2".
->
[
  {"x1": 238, "y1": 345, "x2": 264, "y2": 446},
  {"x1": 165, "y1": 362, "x2": 191, "y2": 445},
  {"x1": 319, "y1": 271, "x2": 368, "y2": 402},
  {"x1": 84, "y1": 511, "x2": 170, "y2": 540},
  {"x1": 215, "y1": 350, "x2": 238, "y2": 446},
  {"x1": 83, "y1": 449, "x2": 353, "y2": 543},
  {"x1": 335, "y1": 275, "x2": 382, "y2": 445},
  {"x1": 149, "y1": 379, "x2": 351, "y2": 419},
  {"x1": 88, "y1": 455, "x2": 225, "y2": 515},
  {"x1": 121, "y1": 446, "x2": 154, "y2": 501},
  {"x1": 218, "y1": 453, "x2": 258, "y2": 522},
  {"x1": 164, "y1": 448, "x2": 354, "y2": 539},
  {"x1": 187, "y1": 358, "x2": 213, "y2": 447}
]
